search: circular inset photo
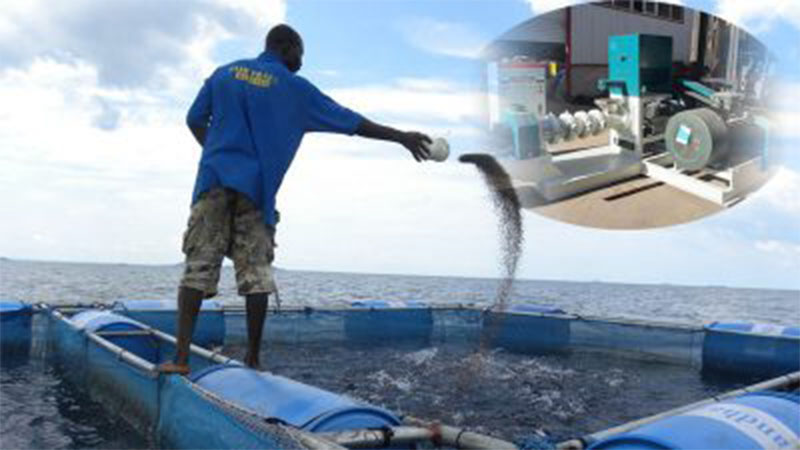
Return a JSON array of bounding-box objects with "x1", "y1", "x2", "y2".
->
[{"x1": 482, "y1": 1, "x2": 777, "y2": 229}]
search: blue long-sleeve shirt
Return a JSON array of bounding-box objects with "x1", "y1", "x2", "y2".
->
[{"x1": 186, "y1": 51, "x2": 364, "y2": 226}]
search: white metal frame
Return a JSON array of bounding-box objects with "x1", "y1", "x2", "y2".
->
[{"x1": 643, "y1": 151, "x2": 774, "y2": 206}]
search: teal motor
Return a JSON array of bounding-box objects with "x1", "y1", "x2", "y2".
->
[
  {"x1": 665, "y1": 108, "x2": 729, "y2": 171},
  {"x1": 589, "y1": 392, "x2": 800, "y2": 449},
  {"x1": 502, "y1": 109, "x2": 543, "y2": 160}
]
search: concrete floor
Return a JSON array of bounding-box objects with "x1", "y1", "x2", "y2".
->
[
  {"x1": 512, "y1": 173, "x2": 724, "y2": 229},
  {"x1": 500, "y1": 132, "x2": 727, "y2": 229}
]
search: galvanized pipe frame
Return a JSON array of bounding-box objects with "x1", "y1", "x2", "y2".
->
[
  {"x1": 47, "y1": 306, "x2": 159, "y2": 377},
  {"x1": 48, "y1": 305, "x2": 235, "y2": 370},
  {"x1": 316, "y1": 427, "x2": 435, "y2": 448},
  {"x1": 403, "y1": 416, "x2": 519, "y2": 450}
]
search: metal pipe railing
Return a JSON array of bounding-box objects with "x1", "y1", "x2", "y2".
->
[
  {"x1": 316, "y1": 427, "x2": 434, "y2": 448},
  {"x1": 147, "y1": 327, "x2": 236, "y2": 366},
  {"x1": 403, "y1": 416, "x2": 518, "y2": 449},
  {"x1": 86, "y1": 332, "x2": 158, "y2": 376},
  {"x1": 318, "y1": 423, "x2": 519, "y2": 450}
]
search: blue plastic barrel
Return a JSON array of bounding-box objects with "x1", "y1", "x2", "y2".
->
[
  {"x1": 703, "y1": 322, "x2": 800, "y2": 378},
  {"x1": 71, "y1": 310, "x2": 159, "y2": 363},
  {"x1": 114, "y1": 299, "x2": 225, "y2": 348},
  {"x1": 190, "y1": 365, "x2": 401, "y2": 432},
  {"x1": 589, "y1": 392, "x2": 800, "y2": 449},
  {"x1": 483, "y1": 303, "x2": 571, "y2": 354},
  {"x1": 0, "y1": 300, "x2": 33, "y2": 357},
  {"x1": 345, "y1": 300, "x2": 433, "y2": 346}
]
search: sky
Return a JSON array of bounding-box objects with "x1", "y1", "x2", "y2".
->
[{"x1": 0, "y1": 0, "x2": 798, "y2": 290}]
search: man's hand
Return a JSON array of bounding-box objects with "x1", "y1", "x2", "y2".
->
[
  {"x1": 399, "y1": 131, "x2": 432, "y2": 162},
  {"x1": 355, "y1": 119, "x2": 432, "y2": 162}
]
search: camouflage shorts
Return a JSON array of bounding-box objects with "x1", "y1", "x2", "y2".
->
[{"x1": 180, "y1": 188, "x2": 276, "y2": 298}]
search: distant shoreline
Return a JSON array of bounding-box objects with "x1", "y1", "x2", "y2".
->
[{"x1": 2, "y1": 257, "x2": 798, "y2": 293}]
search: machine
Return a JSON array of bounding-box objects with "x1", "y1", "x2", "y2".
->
[{"x1": 498, "y1": 33, "x2": 774, "y2": 206}]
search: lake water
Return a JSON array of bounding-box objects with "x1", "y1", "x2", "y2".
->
[{"x1": 1, "y1": 259, "x2": 798, "y2": 448}]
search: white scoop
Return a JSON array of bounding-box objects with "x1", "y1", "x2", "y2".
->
[{"x1": 425, "y1": 137, "x2": 450, "y2": 162}]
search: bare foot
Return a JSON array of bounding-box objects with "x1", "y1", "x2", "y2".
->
[
  {"x1": 244, "y1": 356, "x2": 263, "y2": 371},
  {"x1": 156, "y1": 362, "x2": 190, "y2": 375}
]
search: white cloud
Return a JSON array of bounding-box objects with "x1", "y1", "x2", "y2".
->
[
  {"x1": 755, "y1": 239, "x2": 800, "y2": 256},
  {"x1": 714, "y1": 0, "x2": 800, "y2": 33},
  {"x1": 316, "y1": 69, "x2": 341, "y2": 78},
  {"x1": 220, "y1": 0, "x2": 286, "y2": 28},
  {"x1": 753, "y1": 168, "x2": 800, "y2": 216},
  {"x1": 773, "y1": 81, "x2": 800, "y2": 140},
  {"x1": 524, "y1": 0, "x2": 585, "y2": 14},
  {"x1": 328, "y1": 78, "x2": 485, "y2": 123},
  {"x1": 400, "y1": 18, "x2": 487, "y2": 59},
  {"x1": 0, "y1": 0, "x2": 286, "y2": 88},
  {"x1": 754, "y1": 239, "x2": 800, "y2": 269}
]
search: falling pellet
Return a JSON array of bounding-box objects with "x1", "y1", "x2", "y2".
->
[{"x1": 459, "y1": 153, "x2": 523, "y2": 311}]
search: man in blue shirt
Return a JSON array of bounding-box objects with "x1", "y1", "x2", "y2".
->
[{"x1": 158, "y1": 25, "x2": 432, "y2": 374}]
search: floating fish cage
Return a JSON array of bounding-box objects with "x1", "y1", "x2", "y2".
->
[{"x1": 2, "y1": 298, "x2": 798, "y2": 449}]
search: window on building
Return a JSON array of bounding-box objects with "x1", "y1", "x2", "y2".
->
[
  {"x1": 598, "y1": 1, "x2": 685, "y2": 23},
  {"x1": 672, "y1": 5, "x2": 685, "y2": 21},
  {"x1": 657, "y1": 3, "x2": 671, "y2": 19}
]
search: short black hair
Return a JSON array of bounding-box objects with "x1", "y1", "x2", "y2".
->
[{"x1": 266, "y1": 24, "x2": 302, "y2": 52}]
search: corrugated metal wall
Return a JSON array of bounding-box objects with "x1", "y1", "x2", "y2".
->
[{"x1": 571, "y1": 5, "x2": 696, "y2": 64}]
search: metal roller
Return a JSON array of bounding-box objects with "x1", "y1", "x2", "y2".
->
[{"x1": 665, "y1": 108, "x2": 729, "y2": 171}]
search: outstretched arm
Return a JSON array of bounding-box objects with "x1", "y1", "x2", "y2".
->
[{"x1": 355, "y1": 119, "x2": 432, "y2": 162}]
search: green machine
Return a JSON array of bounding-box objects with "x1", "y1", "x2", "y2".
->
[
  {"x1": 599, "y1": 34, "x2": 675, "y2": 158},
  {"x1": 607, "y1": 34, "x2": 673, "y2": 98},
  {"x1": 494, "y1": 33, "x2": 773, "y2": 206}
]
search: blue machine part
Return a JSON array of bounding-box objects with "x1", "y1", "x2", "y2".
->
[
  {"x1": 0, "y1": 300, "x2": 32, "y2": 356},
  {"x1": 190, "y1": 364, "x2": 401, "y2": 432},
  {"x1": 608, "y1": 34, "x2": 673, "y2": 97},
  {"x1": 680, "y1": 79, "x2": 717, "y2": 99},
  {"x1": 114, "y1": 299, "x2": 225, "y2": 348},
  {"x1": 703, "y1": 322, "x2": 800, "y2": 378},
  {"x1": 483, "y1": 303, "x2": 571, "y2": 354},
  {"x1": 589, "y1": 392, "x2": 800, "y2": 449},
  {"x1": 71, "y1": 310, "x2": 160, "y2": 364},
  {"x1": 502, "y1": 110, "x2": 542, "y2": 160},
  {"x1": 345, "y1": 300, "x2": 433, "y2": 346}
]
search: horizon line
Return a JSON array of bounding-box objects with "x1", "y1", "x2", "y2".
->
[{"x1": 2, "y1": 256, "x2": 797, "y2": 293}]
